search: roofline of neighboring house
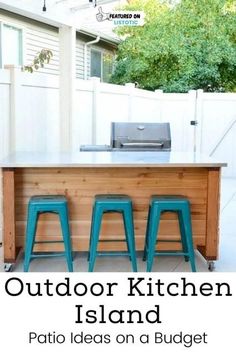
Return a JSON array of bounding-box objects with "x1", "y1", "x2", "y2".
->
[
  {"x1": 78, "y1": 28, "x2": 120, "y2": 46},
  {"x1": 0, "y1": 4, "x2": 120, "y2": 47},
  {"x1": 0, "y1": 2, "x2": 65, "y2": 27}
]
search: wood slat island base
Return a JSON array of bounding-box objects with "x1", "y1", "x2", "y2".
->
[{"x1": 2, "y1": 163, "x2": 222, "y2": 265}]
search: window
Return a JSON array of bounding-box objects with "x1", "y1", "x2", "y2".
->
[
  {"x1": 102, "y1": 52, "x2": 114, "y2": 83},
  {"x1": 90, "y1": 49, "x2": 114, "y2": 82},
  {"x1": 91, "y1": 49, "x2": 102, "y2": 78},
  {"x1": 0, "y1": 22, "x2": 23, "y2": 68}
]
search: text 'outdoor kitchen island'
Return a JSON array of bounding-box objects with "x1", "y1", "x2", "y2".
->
[{"x1": 0, "y1": 151, "x2": 227, "y2": 271}]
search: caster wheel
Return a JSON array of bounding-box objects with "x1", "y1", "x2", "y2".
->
[
  {"x1": 208, "y1": 261, "x2": 215, "y2": 272},
  {"x1": 4, "y1": 263, "x2": 13, "y2": 272}
]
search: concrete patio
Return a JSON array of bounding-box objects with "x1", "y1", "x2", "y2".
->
[{"x1": 0, "y1": 177, "x2": 235, "y2": 272}]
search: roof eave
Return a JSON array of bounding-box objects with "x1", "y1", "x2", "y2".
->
[{"x1": 78, "y1": 28, "x2": 121, "y2": 46}]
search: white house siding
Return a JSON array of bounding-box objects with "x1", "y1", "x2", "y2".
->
[
  {"x1": 0, "y1": 10, "x2": 59, "y2": 76},
  {"x1": 25, "y1": 26, "x2": 59, "y2": 76},
  {"x1": 75, "y1": 39, "x2": 85, "y2": 79},
  {"x1": 1, "y1": 11, "x2": 117, "y2": 80}
]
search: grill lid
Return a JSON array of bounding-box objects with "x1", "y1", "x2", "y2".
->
[{"x1": 111, "y1": 122, "x2": 171, "y2": 150}]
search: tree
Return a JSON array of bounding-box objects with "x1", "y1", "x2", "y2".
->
[
  {"x1": 24, "y1": 49, "x2": 53, "y2": 73},
  {"x1": 111, "y1": 0, "x2": 236, "y2": 92}
]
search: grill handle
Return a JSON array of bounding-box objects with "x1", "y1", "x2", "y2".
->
[{"x1": 121, "y1": 142, "x2": 164, "y2": 148}]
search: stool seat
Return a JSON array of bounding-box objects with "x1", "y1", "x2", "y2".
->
[
  {"x1": 95, "y1": 194, "x2": 131, "y2": 202},
  {"x1": 143, "y1": 195, "x2": 196, "y2": 272},
  {"x1": 94, "y1": 194, "x2": 133, "y2": 211},
  {"x1": 150, "y1": 195, "x2": 189, "y2": 202},
  {"x1": 149, "y1": 195, "x2": 191, "y2": 211},
  {"x1": 88, "y1": 194, "x2": 137, "y2": 272},
  {"x1": 24, "y1": 195, "x2": 73, "y2": 272},
  {"x1": 29, "y1": 195, "x2": 67, "y2": 205}
]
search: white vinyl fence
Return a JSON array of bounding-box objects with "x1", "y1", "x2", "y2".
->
[
  {"x1": 1, "y1": 67, "x2": 236, "y2": 169},
  {"x1": 1, "y1": 67, "x2": 236, "y2": 243},
  {"x1": 74, "y1": 79, "x2": 196, "y2": 154}
]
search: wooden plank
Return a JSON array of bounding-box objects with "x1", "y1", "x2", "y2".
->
[
  {"x1": 16, "y1": 235, "x2": 206, "y2": 252},
  {"x1": 14, "y1": 167, "x2": 209, "y2": 253},
  {"x1": 15, "y1": 219, "x2": 206, "y2": 237},
  {"x1": 15, "y1": 204, "x2": 207, "y2": 220},
  {"x1": 2, "y1": 169, "x2": 16, "y2": 262},
  {"x1": 198, "y1": 168, "x2": 221, "y2": 260},
  {"x1": 15, "y1": 219, "x2": 128, "y2": 235}
]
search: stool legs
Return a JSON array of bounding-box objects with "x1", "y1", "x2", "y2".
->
[
  {"x1": 122, "y1": 210, "x2": 131, "y2": 260},
  {"x1": 146, "y1": 207, "x2": 161, "y2": 272},
  {"x1": 88, "y1": 196, "x2": 137, "y2": 272},
  {"x1": 88, "y1": 206, "x2": 103, "y2": 272},
  {"x1": 87, "y1": 207, "x2": 95, "y2": 262},
  {"x1": 144, "y1": 200, "x2": 196, "y2": 272},
  {"x1": 24, "y1": 207, "x2": 38, "y2": 272},
  {"x1": 59, "y1": 207, "x2": 73, "y2": 272},
  {"x1": 123, "y1": 205, "x2": 137, "y2": 272},
  {"x1": 24, "y1": 196, "x2": 73, "y2": 272},
  {"x1": 181, "y1": 205, "x2": 196, "y2": 272},
  {"x1": 178, "y1": 210, "x2": 189, "y2": 262},
  {"x1": 143, "y1": 205, "x2": 151, "y2": 261}
]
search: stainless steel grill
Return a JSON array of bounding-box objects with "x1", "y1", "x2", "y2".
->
[
  {"x1": 111, "y1": 122, "x2": 171, "y2": 151},
  {"x1": 80, "y1": 122, "x2": 171, "y2": 152}
]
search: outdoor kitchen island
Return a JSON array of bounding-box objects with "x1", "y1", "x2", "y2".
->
[{"x1": 0, "y1": 151, "x2": 227, "y2": 271}]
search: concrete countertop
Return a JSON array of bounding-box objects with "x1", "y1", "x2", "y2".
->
[{"x1": 0, "y1": 151, "x2": 227, "y2": 168}]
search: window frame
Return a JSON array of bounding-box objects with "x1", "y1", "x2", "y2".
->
[
  {"x1": 0, "y1": 20, "x2": 25, "y2": 69},
  {"x1": 90, "y1": 47, "x2": 114, "y2": 82},
  {"x1": 90, "y1": 47, "x2": 102, "y2": 79}
]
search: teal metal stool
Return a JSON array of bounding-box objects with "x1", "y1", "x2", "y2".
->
[
  {"x1": 143, "y1": 196, "x2": 196, "y2": 272},
  {"x1": 88, "y1": 194, "x2": 137, "y2": 272},
  {"x1": 24, "y1": 195, "x2": 73, "y2": 272}
]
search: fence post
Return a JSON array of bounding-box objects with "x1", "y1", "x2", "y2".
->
[
  {"x1": 59, "y1": 25, "x2": 76, "y2": 152},
  {"x1": 0, "y1": 170, "x2": 2, "y2": 244},
  {"x1": 125, "y1": 83, "x2": 135, "y2": 121},
  {"x1": 0, "y1": 65, "x2": 21, "y2": 244},
  {"x1": 187, "y1": 90, "x2": 197, "y2": 153},
  {"x1": 195, "y1": 89, "x2": 204, "y2": 153},
  {"x1": 155, "y1": 89, "x2": 163, "y2": 122},
  {"x1": 91, "y1": 77, "x2": 101, "y2": 144},
  {"x1": 4, "y1": 65, "x2": 21, "y2": 154}
]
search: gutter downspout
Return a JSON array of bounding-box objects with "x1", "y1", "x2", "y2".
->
[{"x1": 84, "y1": 36, "x2": 100, "y2": 80}]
